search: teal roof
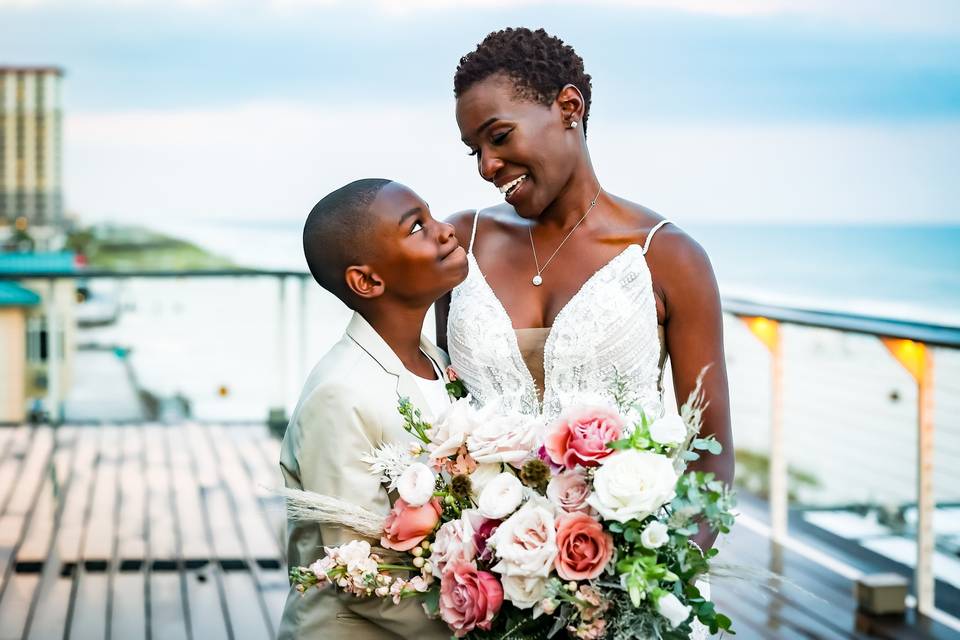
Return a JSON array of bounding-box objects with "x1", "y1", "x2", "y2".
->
[
  {"x1": 0, "y1": 282, "x2": 41, "y2": 307},
  {"x1": 0, "y1": 251, "x2": 77, "y2": 274}
]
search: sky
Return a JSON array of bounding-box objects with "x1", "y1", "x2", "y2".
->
[{"x1": 2, "y1": 0, "x2": 959, "y2": 229}]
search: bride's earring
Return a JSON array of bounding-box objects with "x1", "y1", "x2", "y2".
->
[{"x1": 568, "y1": 121, "x2": 578, "y2": 129}]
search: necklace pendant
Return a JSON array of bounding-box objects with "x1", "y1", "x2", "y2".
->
[{"x1": 532, "y1": 274, "x2": 543, "y2": 286}]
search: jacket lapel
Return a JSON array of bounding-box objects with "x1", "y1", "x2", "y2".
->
[{"x1": 345, "y1": 312, "x2": 435, "y2": 420}]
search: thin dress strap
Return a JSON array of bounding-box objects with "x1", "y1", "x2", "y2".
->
[
  {"x1": 642, "y1": 220, "x2": 672, "y2": 255},
  {"x1": 468, "y1": 209, "x2": 482, "y2": 253}
]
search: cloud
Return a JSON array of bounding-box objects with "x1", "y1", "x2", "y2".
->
[
  {"x1": 4, "y1": 0, "x2": 959, "y2": 32},
  {"x1": 64, "y1": 101, "x2": 960, "y2": 228}
]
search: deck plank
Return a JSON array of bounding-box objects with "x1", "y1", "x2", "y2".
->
[
  {"x1": 167, "y1": 425, "x2": 212, "y2": 563},
  {"x1": 110, "y1": 426, "x2": 147, "y2": 640},
  {"x1": 210, "y1": 425, "x2": 280, "y2": 561},
  {"x1": 68, "y1": 425, "x2": 116, "y2": 639},
  {"x1": 0, "y1": 427, "x2": 53, "y2": 598},
  {"x1": 144, "y1": 424, "x2": 190, "y2": 640},
  {"x1": 81, "y1": 425, "x2": 119, "y2": 564},
  {"x1": 7, "y1": 428, "x2": 76, "y2": 640},
  {"x1": 56, "y1": 427, "x2": 100, "y2": 566},
  {"x1": 25, "y1": 427, "x2": 95, "y2": 640},
  {"x1": 2, "y1": 422, "x2": 951, "y2": 640},
  {"x1": 171, "y1": 424, "x2": 231, "y2": 640},
  {"x1": 0, "y1": 574, "x2": 41, "y2": 640},
  {"x1": 0, "y1": 425, "x2": 32, "y2": 513}
]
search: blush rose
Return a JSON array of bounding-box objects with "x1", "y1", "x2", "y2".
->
[
  {"x1": 545, "y1": 406, "x2": 624, "y2": 469},
  {"x1": 380, "y1": 497, "x2": 442, "y2": 551}
]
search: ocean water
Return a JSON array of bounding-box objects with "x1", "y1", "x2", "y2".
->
[{"x1": 156, "y1": 220, "x2": 960, "y2": 326}]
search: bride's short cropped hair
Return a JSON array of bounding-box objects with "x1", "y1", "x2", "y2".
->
[
  {"x1": 303, "y1": 178, "x2": 391, "y2": 303},
  {"x1": 454, "y1": 27, "x2": 594, "y2": 134}
]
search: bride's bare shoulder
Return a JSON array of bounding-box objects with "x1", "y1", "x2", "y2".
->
[
  {"x1": 445, "y1": 203, "x2": 523, "y2": 244},
  {"x1": 615, "y1": 198, "x2": 718, "y2": 306}
]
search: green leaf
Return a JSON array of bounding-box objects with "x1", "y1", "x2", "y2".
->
[
  {"x1": 422, "y1": 587, "x2": 440, "y2": 616},
  {"x1": 445, "y1": 379, "x2": 468, "y2": 400}
]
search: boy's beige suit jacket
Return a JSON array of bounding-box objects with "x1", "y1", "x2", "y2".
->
[{"x1": 277, "y1": 312, "x2": 453, "y2": 640}]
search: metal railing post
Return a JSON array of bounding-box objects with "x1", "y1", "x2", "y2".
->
[
  {"x1": 268, "y1": 276, "x2": 288, "y2": 430},
  {"x1": 45, "y1": 277, "x2": 62, "y2": 424},
  {"x1": 881, "y1": 338, "x2": 935, "y2": 615},
  {"x1": 277, "y1": 276, "x2": 287, "y2": 408},
  {"x1": 298, "y1": 276, "x2": 308, "y2": 382},
  {"x1": 742, "y1": 316, "x2": 787, "y2": 542}
]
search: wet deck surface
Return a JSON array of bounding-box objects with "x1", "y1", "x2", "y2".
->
[{"x1": 0, "y1": 423, "x2": 956, "y2": 639}]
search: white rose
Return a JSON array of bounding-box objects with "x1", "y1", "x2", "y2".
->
[
  {"x1": 396, "y1": 462, "x2": 436, "y2": 507},
  {"x1": 478, "y1": 473, "x2": 524, "y2": 519},
  {"x1": 489, "y1": 497, "x2": 557, "y2": 577},
  {"x1": 467, "y1": 409, "x2": 543, "y2": 465},
  {"x1": 469, "y1": 463, "x2": 503, "y2": 497},
  {"x1": 501, "y1": 575, "x2": 548, "y2": 609},
  {"x1": 657, "y1": 592, "x2": 692, "y2": 629},
  {"x1": 640, "y1": 521, "x2": 670, "y2": 549},
  {"x1": 648, "y1": 414, "x2": 687, "y2": 445},
  {"x1": 427, "y1": 397, "x2": 478, "y2": 459},
  {"x1": 587, "y1": 449, "x2": 678, "y2": 523}
]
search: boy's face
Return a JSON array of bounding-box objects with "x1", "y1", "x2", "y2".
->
[{"x1": 364, "y1": 182, "x2": 469, "y2": 304}]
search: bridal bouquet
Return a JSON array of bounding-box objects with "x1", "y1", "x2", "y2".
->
[{"x1": 287, "y1": 373, "x2": 735, "y2": 639}]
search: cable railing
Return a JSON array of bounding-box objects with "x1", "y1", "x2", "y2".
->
[{"x1": 3, "y1": 268, "x2": 959, "y2": 626}]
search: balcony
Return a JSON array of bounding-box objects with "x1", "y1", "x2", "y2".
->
[{"x1": 0, "y1": 269, "x2": 958, "y2": 639}]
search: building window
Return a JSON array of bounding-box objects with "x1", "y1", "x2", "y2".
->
[{"x1": 26, "y1": 316, "x2": 48, "y2": 363}]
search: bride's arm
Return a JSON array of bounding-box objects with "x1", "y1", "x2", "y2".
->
[{"x1": 652, "y1": 230, "x2": 734, "y2": 551}]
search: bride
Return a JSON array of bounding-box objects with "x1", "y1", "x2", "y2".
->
[{"x1": 436, "y1": 26, "x2": 733, "y2": 576}]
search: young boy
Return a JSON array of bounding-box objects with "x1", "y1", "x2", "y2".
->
[{"x1": 278, "y1": 179, "x2": 469, "y2": 640}]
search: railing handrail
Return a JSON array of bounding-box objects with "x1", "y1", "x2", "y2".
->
[
  {"x1": 3, "y1": 268, "x2": 959, "y2": 348},
  {"x1": 0, "y1": 268, "x2": 311, "y2": 279},
  {"x1": 723, "y1": 298, "x2": 960, "y2": 348}
]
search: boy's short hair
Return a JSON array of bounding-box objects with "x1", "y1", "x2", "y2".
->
[{"x1": 303, "y1": 178, "x2": 392, "y2": 304}]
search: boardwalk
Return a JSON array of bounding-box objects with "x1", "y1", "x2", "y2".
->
[{"x1": 0, "y1": 423, "x2": 955, "y2": 639}]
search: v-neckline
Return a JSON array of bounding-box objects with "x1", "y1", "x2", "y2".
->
[
  {"x1": 464, "y1": 244, "x2": 644, "y2": 409},
  {"x1": 467, "y1": 243, "x2": 643, "y2": 334}
]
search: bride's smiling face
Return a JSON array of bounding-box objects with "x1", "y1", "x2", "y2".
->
[{"x1": 456, "y1": 74, "x2": 582, "y2": 219}]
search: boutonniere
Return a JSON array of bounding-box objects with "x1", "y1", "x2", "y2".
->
[{"x1": 444, "y1": 366, "x2": 467, "y2": 400}]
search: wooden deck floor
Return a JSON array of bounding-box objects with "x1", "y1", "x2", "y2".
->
[{"x1": 0, "y1": 423, "x2": 956, "y2": 639}]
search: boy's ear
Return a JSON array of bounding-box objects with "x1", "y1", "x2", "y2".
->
[{"x1": 345, "y1": 265, "x2": 385, "y2": 299}]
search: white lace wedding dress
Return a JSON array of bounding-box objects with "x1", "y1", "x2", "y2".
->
[{"x1": 446, "y1": 211, "x2": 710, "y2": 639}]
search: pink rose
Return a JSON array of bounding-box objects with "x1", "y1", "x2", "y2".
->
[
  {"x1": 554, "y1": 512, "x2": 614, "y2": 581},
  {"x1": 545, "y1": 406, "x2": 624, "y2": 468},
  {"x1": 380, "y1": 498, "x2": 442, "y2": 551},
  {"x1": 439, "y1": 562, "x2": 504, "y2": 637},
  {"x1": 547, "y1": 469, "x2": 594, "y2": 514},
  {"x1": 432, "y1": 510, "x2": 484, "y2": 572}
]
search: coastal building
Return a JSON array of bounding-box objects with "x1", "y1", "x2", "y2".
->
[
  {"x1": 0, "y1": 281, "x2": 39, "y2": 422},
  {"x1": 0, "y1": 251, "x2": 77, "y2": 422},
  {"x1": 0, "y1": 66, "x2": 65, "y2": 247}
]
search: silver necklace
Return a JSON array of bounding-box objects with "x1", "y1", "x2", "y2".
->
[{"x1": 528, "y1": 187, "x2": 602, "y2": 286}]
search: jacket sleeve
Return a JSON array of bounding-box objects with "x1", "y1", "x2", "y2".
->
[{"x1": 290, "y1": 384, "x2": 451, "y2": 640}]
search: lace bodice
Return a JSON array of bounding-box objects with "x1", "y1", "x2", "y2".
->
[{"x1": 447, "y1": 216, "x2": 671, "y2": 422}]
